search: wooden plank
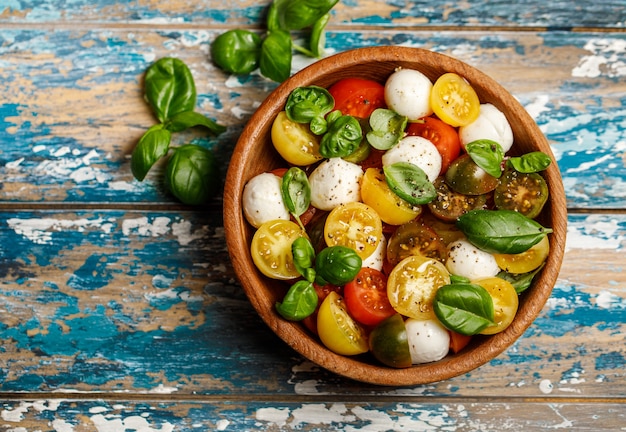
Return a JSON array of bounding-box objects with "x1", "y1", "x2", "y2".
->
[
  {"x1": 0, "y1": 29, "x2": 624, "y2": 207},
  {"x1": 0, "y1": 211, "x2": 623, "y2": 397},
  {"x1": 1, "y1": 0, "x2": 625, "y2": 29}
]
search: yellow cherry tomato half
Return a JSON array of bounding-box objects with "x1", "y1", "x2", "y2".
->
[
  {"x1": 430, "y1": 73, "x2": 480, "y2": 127},
  {"x1": 271, "y1": 111, "x2": 323, "y2": 166},
  {"x1": 317, "y1": 291, "x2": 369, "y2": 356},
  {"x1": 474, "y1": 277, "x2": 519, "y2": 335},
  {"x1": 250, "y1": 219, "x2": 307, "y2": 280},
  {"x1": 360, "y1": 167, "x2": 422, "y2": 226},
  {"x1": 493, "y1": 235, "x2": 550, "y2": 274},
  {"x1": 387, "y1": 255, "x2": 451, "y2": 320},
  {"x1": 324, "y1": 201, "x2": 383, "y2": 260}
]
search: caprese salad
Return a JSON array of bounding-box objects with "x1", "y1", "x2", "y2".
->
[{"x1": 242, "y1": 68, "x2": 553, "y2": 368}]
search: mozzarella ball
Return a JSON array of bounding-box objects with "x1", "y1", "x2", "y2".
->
[
  {"x1": 404, "y1": 318, "x2": 450, "y2": 364},
  {"x1": 459, "y1": 103, "x2": 514, "y2": 153},
  {"x1": 446, "y1": 239, "x2": 500, "y2": 280},
  {"x1": 382, "y1": 136, "x2": 442, "y2": 182},
  {"x1": 361, "y1": 235, "x2": 386, "y2": 271},
  {"x1": 384, "y1": 68, "x2": 433, "y2": 120},
  {"x1": 242, "y1": 172, "x2": 290, "y2": 228},
  {"x1": 309, "y1": 158, "x2": 363, "y2": 211}
]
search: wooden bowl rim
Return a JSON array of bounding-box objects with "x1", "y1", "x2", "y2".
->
[{"x1": 224, "y1": 46, "x2": 567, "y2": 386}]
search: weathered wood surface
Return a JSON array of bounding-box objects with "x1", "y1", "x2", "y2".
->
[{"x1": 0, "y1": 0, "x2": 625, "y2": 430}]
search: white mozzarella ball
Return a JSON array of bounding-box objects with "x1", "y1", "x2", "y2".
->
[
  {"x1": 384, "y1": 68, "x2": 433, "y2": 120},
  {"x1": 404, "y1": 318, "x2": 450, "y2": 364},
  {"x1": 309, "y1": 158, "x2": 363, "y2": 211},
  {"x1": 382, "y1": 136, "x2": 442, "y2": 182},
  {"x1": 361, "y1": 235, "x2": 386, "y2": 271},
  {"x1": 445, "y1": 239, "x2": 500, "y2": 280},
  {"x1": 242, "y1": 172, "x2": 290, "y2": 228},
  {"x1": 459, "y1": 103, "x2": 514, "y2": 153}
]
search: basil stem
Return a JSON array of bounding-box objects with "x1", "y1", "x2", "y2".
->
[
  {"x1": 276, "y1": 280, "x2": 318, "y2": 321},
  {"x1": 145, "y1": 57, "x2": 197, "y2": 123},
  {"x1": 291, "y1": 237, "x2": 317, "y2": 283},
  {"x1": 384, "y1": 162, "x2": 437, "y2": 205},
  {"x1": 210, "y1": 29, "x2": 262, "y2": 75},
  {"x1": 260, "y1": 29, "x2": 293, "y2": 83},
  {"x1": 281, "y1": 167, "x2": 311, "y2": 229},
  {"x1": 319, "y1": 115, "x2": 363, "y2": 158},
  {"x1": 164, "y1": 144, "x2": 219, "y2": 205},
  {"x1": 366, "y1": 108, "x2": 408, "y2": 150},
  {"x1": 131, "y1": 124, "x2": 171, "y2": 181},
  {"x1": 457, "y1": 209, "x2": 553, "y2": 254},
  {"x1": 508, "y1": 151, "x2": 552, "y2": 173},
  {"x1": 315, "y1": 245, "x2": 362, "y2": 286},
  {"x1": 465, "y1": 139, "x2": 505, "y2": 178},
  {"x1": 285, "y1": 86, "x2": 334, "y2": 134},
  {"x1": 433, "y1": 283, "x2": 496, "y2": 336}
]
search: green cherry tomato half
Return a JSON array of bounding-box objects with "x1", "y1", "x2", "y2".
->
[
  {"x1": 445, "y1": 154, "x2": 499, "y2": 196},
  {"x1": 369, "y1": 313, "x2": 412, "y2": 368},
  {"x1": 494, "y1": 168, "x2": 549, "y2": 219},
  {"x1": 317, "y1": 291, "x2": 368, "y2": 356}
]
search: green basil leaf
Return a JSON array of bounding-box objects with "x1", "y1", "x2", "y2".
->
[
  {"x1": 285, "y1": 86, "x2": 334, "y2": 133},
  {"x1": 274, "y1": 0, "x2": 339, "y2": 30},
  {"x1": 210, "y1": 29, "x2": 261, "y2": 75},
  {"x1": 315, "y1": 245, "x2": 362, "y2": 286},
  {"x1": 260, "y1": 30, "x2": 292, "y2": 83},
  {"x1": 508, "y1": 151, "x2": 552, "y2": 173},
  {"x1": 384, "y1": 162, "x2": 437, "y2": 205},
  {"x1": 276, "y1": 280, "x2": 318, "y2": 321},
  {"x1": 366, "y1": 108, "x2": 408, "y2": 150},
  {"x1": 450, "y1": 274, "x2": 471, "y2": 284},
  {"x1": 291, "y1": 237, "x2": 316, "y2": 283},
  {"x1": 165, "y1": 144, "x2": 219, "y2": 205},
  {"x1": 456, "y1": 209, "x2": 553, "y2": 254},
  {"x1": 433, "y1": 283, "x2": 496, "y2": 336},
  {"x1": 319, "y1": 115, "x2": 362, "y2": 158},
  {"x1": 309, "y1": 12, "x2": 330, "y2": 57},
  {"x1": 266, "y1": 2, "x2": 280, "y2": 32},
  {"x1": 165, "y1": 111, "x2": 227, "y2": 135},
  {"x1": 498, "y1": 263, "x2": 545, "y2": 294},
  {"x1": 145, "y1": 57, "x2": 197, "y2": 123},
  {"x1": 465, "y1": 139, "x2": 504, "y2": 178},
  {"x1": 131, "y1": 125, "x2": 171, "y2": 181},
  {"x1": 281, "y1": 167, "x2": 311, "y2": 228}
]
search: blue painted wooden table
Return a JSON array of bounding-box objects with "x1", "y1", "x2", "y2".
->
[{"x1": 0, "y1": 1, "x2": 625, "y2": 430}]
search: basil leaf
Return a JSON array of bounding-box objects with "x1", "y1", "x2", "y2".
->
[
  {"x1": 433, "y1": 283, "x2": 496, "y2": 336},
  {"x1": 498, "y1": 263, "x2": 545, "y2": 294},
  {"x1": 276, "y1": 280, "x2": 318, "y2": 321},
  {"x1": 319, "y1": 115, "x2": 362, "y2": 158},
  {"x1": 450, "y1": 274, "x2": 471, "y2": 284},
  {"x1": 285, "y1": 86, "x2": 334, "y2": 133},
  {"x1": 309, "y1": 12, "x2": 330, "y2": 57},
  {"x1": 315, "y1": 245, "x2": 362, "y2": 286},
  {"x1": 260, "y1": 29, "x2": 292, "y2": 83},
  {"x1": 366, "y1": 108, "x2": 408, "y2": 150},
  {"x1": 465, "y1": 139, "x2": 504, "y2": 178},
  {"x1": 508, "y1": 151, "x2": 552, "y2": 173},
  {"x1": 131, "y1": 125, "x2": 171, "y2": 181},
  {"x1": 281, "y1": 167, "x2": 311, "y2": 228},
  {"x1": 145, "y1": 57, "x2": 197, "y2": 123},
  {"x1": 274, "y1": 0, "x2": 339, "y2": 30},
  {"x1": 456, "y1": 209, "x2": 553, "y2": 254},
  {"x1": 291, "y1": 237, "x2": 316, "y2": 283},
  {"x1": 165, "y1": 144, "x2": 219, "y2": 205},
  {"x1": 165, "y1": 111, "x2": 227, "y2": 135},
  {"x1": 210, "y1": 29, "x2": 261, "y2": 75},
  {"x1": 384, "y1": 162, "x2": 437, "y2": 205}
]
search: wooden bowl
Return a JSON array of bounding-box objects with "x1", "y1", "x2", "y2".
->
[{"x1": 223, "y1": 46, "x2": 567, "y2": 385}]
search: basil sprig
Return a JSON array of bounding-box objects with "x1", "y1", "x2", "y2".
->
[
  {"x1": 131, "y1": 57, "x2": 226, "y2": 204},
  {"x1": 457, "y1": 209, "x2": 553, "y2": 254},
  {"x1": 285, "y1": 86, "x2": 334, "y2": 134},
  {"x1": 433, "y1": 283, "x2": 496, "y2": 336},
  {"x1": 281, "y1": 167, "x2": 311, "y2": 229},
  {"x1": 319, "y1": 114, "x2": 363, "y2": 158},
  {"x1": 211, "y1": 0, "x2": 338, "y2": 82},
  {"x1": 465, "y1": 139, "x2": 505, "y2": 178}
]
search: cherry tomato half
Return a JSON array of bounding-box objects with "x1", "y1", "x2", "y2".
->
[
  {"x1": 369, "y1": 314, "x2": 412, "y2": 368},
  {"x1": 474, "y1": 277, "x2": 519, "y2": 335},
  {"x1": 324, "y1": 201, "x2": 383, "y2": 260},
  {"x1": 301, "y1": 283, "x2": 342, "y2": 336},
  {"x1": 430, "y1": 73, "x2": 480, "y2": 127},
  {"x1": 406, "y1": 116, "x2": 461, "y2": 174},
  {"x1": 386, "y1": 219, "x2": 448, "y2": 266},
  {"x1": 493, "y1": 235, "x2": 550, "y2": 274},
  {"x1": 494, "y1": 168, "x2": 549, "y2": 219},
  {"x1": 250, "y1": 219, "x2": 307, "y2": 280},
  {"x1": 317, "y1": 291, "x2": 369, "y2": 356},
  {"x1": 445, "y1": 154, "x2": 499, "y2": 196},
  {"x1": 428, "y1": 176, "x2": 489, "y2": 222},
  {"x1": 328, "y1": 78, "x2": 386, "y2": 118},
  {"x1": 271, "y1": 111, "x2": 323, "y2": 166},
  {"x1": 344, "y1": 267, "x2": 395, "y2": 326}
]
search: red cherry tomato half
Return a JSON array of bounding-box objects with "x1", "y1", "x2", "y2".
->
[
  {"x1": 344, "y1": 267, "x2": 395, "y2": 327},
  {"x1": 328, "y1": 78, "x2": 386, "y2": 118},
  {"x1": 406, "y1": 116, "x2": 461, "y2": 174}
]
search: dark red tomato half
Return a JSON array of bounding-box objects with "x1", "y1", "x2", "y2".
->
[
  {"x1": 328, "y1": 78, "x2": 386, "y2": 118},
  {"x1": 406, "y1": 116, "x2": 461, "y2": 174},
  {"x1": 344, "y1": 267, "x2": 395, "y2": 327}
]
